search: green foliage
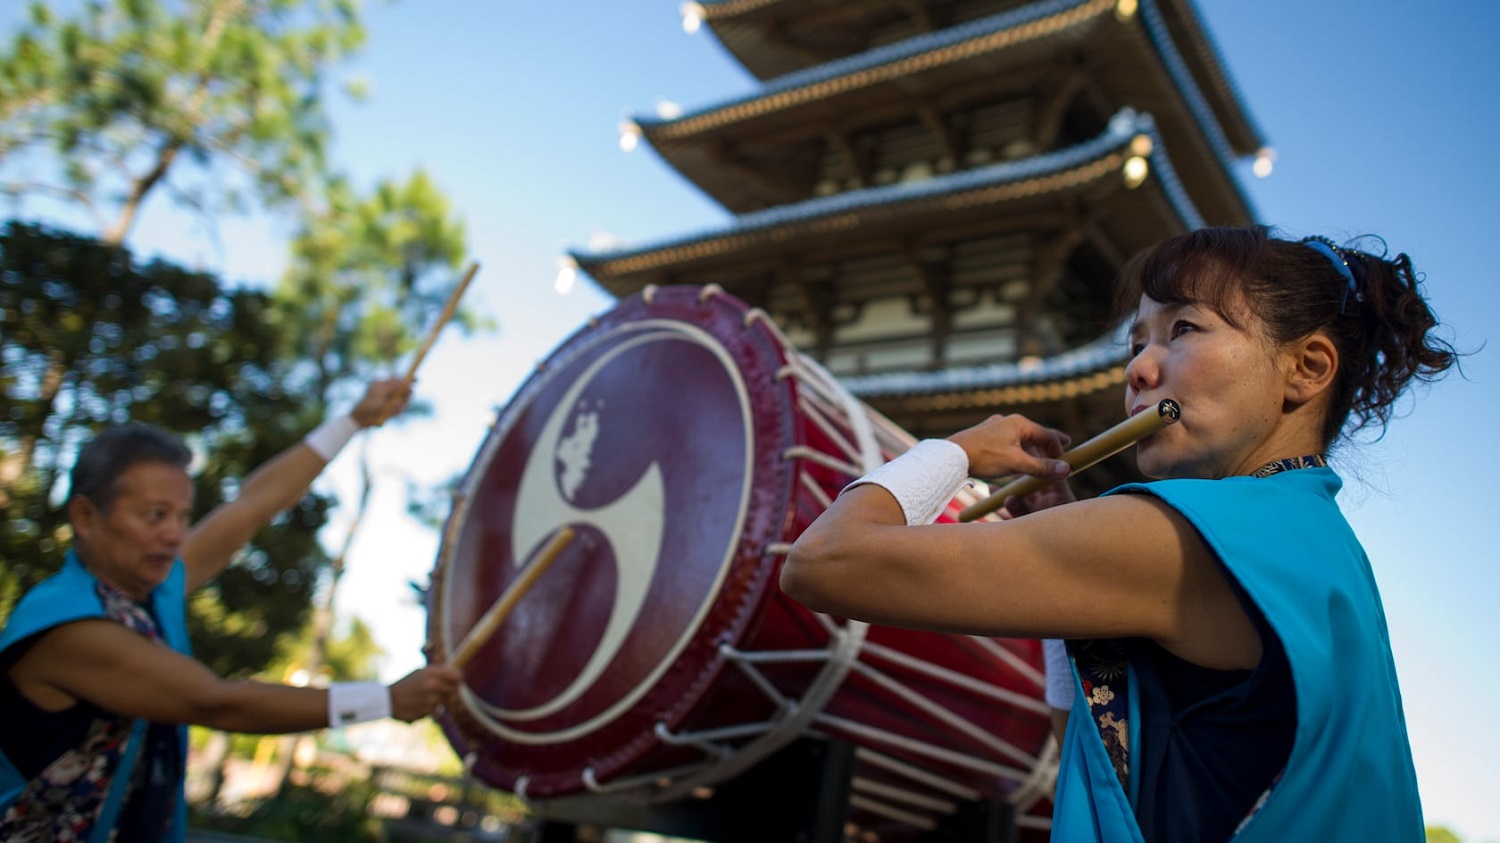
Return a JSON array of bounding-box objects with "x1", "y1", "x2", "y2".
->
[
  {"x1": 0, "y1": 1, "x2": 481, "y2": 685},
  {"x1": 0, "y1": 220, "x2": 330, "y2": 675},
  {"x1": 260, "y1": 612, "x2": 383, "y2": 685},
  {"x1": 1427, "y1": 828, "x2": 1464, "y2": 843},
  {"x1": 0, "y1": 0, "x2": 368, "y2": 243},
  {"x1": 190, "y1": 769, "x2": 384, "y2": 842},
  {"x1": 276, "y1": 169, "x2": 475, "y2": 394}
]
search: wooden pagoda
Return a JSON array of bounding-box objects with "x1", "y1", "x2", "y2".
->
[{"x1": 570, "y1": 0, "x2": 1264, "y2": 493}]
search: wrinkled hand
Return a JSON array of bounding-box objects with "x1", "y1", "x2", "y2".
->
[
  {"x1": 388, "y1": 665, "x2": 462, "y2": 722},
  {"x1": 948, "y1": 413, "x2": 1071, "y2": 483},
  {"x1": 350, "y1": 378, "x2": 412, "y2": 428}
]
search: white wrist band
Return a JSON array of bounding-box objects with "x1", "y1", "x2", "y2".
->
[
  {"x1": 1043, "y1": 638, "x2": 1075, "y2": 710},
  {"x1": 329, "y1": 682, "x2": 391, "y2": 727},
  {"x1": 303, "y1": 414, "x2": 360, "y2": 462},
  {"x1": 845, "y1": 438, "x2": 971, "y2": 526}
]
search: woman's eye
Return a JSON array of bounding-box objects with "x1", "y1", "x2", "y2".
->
[
  {"x1": 1129, "y1": 342, "x2": 1145, "y2": 356},
  {"x1": 1171, "y1": 320, "x2": 1197, "y2": 338}
]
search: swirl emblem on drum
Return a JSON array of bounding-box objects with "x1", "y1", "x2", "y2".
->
[{"x1": 440, "y1": 315, "x2": 757, "y2": 754}]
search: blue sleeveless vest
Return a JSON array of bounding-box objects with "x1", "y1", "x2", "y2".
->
[
  {"x1": 0, "y1": 551, "x2": 191, "y2": 843},
  {"x1": 1050, "y1": 468, "x2": 1423, "y2": 841}
]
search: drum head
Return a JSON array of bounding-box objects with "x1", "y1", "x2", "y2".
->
[{"x1": 428, "y1": 286, "x2": 798, "y2": 797}]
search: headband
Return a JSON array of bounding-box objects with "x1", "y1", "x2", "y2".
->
[{"x1": 1301, "y1": 237, "x2": 1361, "y2": 313}]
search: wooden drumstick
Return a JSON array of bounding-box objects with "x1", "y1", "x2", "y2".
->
[
  {"x1": 448, "y1": 526, "x2": 575, "y2": 669},
  {"x1": 405, "y1": 261, "x2": 480, "y2": 385},
  {"x1": 957, "y1": 399, "x2": 1181, "y2": 522},
  {"x1": 372, "y1": 262, "x2": 480, "y2": 425}
]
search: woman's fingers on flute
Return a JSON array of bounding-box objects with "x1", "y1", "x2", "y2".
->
[
  {"x1": 949, "y1": 413, "x2": 1072, "y2": 480},
  {"x1": 1002, "y1": 476, "x2": 1077, "y2": 518},
  {"x1": 1000, "y1": 431, "x2": 1076, "y2": 517}
]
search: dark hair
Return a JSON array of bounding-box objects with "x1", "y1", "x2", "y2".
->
[
  {"x1": 1114, "y1": 225, "x2": 1458, "y2": 448},
  {"x1": 68, "y1": 424, "x2": 192, "y2": 512}
]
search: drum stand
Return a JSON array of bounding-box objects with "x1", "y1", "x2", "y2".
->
[{"x1": 524, "y1": 737, "x2": 1017, "y2": 843}]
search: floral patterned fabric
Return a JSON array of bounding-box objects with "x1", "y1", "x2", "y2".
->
[
  {"x1": 0, "y1": 580, "x2": 170, "y2": 842},
  {"x1": 1250, "y1": 454, "x2": 1327, "y2": 478},
  {"x1": 1070, "y1": 637, "x2": 1133, "y2": 788}
]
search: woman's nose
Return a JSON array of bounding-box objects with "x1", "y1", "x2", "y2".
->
[
  {"x1": 162, "y1": 515, "x2": 189, "y2": 546},
  {"x1": 1126, "y1": 345, "x2": 1160, "y2": 393}
]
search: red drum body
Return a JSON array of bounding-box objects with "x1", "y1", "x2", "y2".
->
[{"x1": 427, "y1": 286, "x2": 1056, "y2": 836}]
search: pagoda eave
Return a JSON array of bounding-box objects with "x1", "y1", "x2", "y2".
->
[
  {"x1": 846, "y1": 330, "x2": 1139, "y2": 491},
  {"x1": 692, "y1": 0, "x2": 1263, "y2": 155},
  {"x1": 578, "y1": 111, "x2": 1198, "y2": 299},
  {"x1": 648, "y1": 0, "x2": 1254, "y2": 225}
]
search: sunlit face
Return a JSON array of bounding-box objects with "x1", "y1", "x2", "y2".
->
[
  {"x1": 70, "y1": 461, "x2": 194, "y2": 601},
  {"x1": 1125, "y1": 295, "x2": 1294, "y2": 480}
]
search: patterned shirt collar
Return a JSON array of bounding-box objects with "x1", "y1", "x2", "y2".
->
[{"x1": 1251, "y1": 455, "x2": 1328, "y2": 478}]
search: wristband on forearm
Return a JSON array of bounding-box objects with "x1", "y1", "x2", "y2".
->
[
  {"x1": 303, "y1": 414, "x2": 360, "y2": 462},
  {"x1": 328, "y1": 681, "x2": 391, "y2": 727},
  {"x1": 1043, "y1": 638, "x2": 1075, "y2": 710},
  {"x1": 844, "y1": 438, "x2": 971, "y2": 526}
]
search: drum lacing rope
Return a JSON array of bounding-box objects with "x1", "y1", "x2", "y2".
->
[
  {"x1": 749, "y1": 306, "x2": 884, "y2": 555},
  {"x1": 855, "y1": 746, "x2": 982, "y2": 801},
  {"x1": 812, "y1": 713, "x2": 1030, "y2": 783},
  {"x1": 856, "y1": 640, "x2": 1050, "y2": 716},
  {"x1": 653, "y1": 721, "x2": 769, "y2": 757},
  {"x1": 794, "y1": 380, "x2": 867, "y2": 469},
  {"x1": 851, "y1": 777, "x2": 958, "y2": 814},
  {"x1": 786, "y1": 351, "x2": 883, "y2": 473},
  {"x1": 631, "y1": 618, "x2": 869, "y2": 804},
  {"x1": 651, "y1": 638, "x2": 825, "y2": 757},
  {"x1": 780, "y1": 445, "x2": 864, "y2": 478},
  {"x1": 767, "y1": 475, "x2": 834, "y2": 554},
  {"x1": 966, "y1": 636, "x2": 1046, "y2": 689},
  {"x1": 1010, "y1": 733, "x2": 1061, "y2": 826},
  {"x1": 579, "y1": 761, "x2": 716, "y2": 796},
  {"x1": 843, "y1": 657, "x2": 1040, "y2": 768},
  {"x1": 849, "y1": 791, "x2": 941, "y2": 832},
  {"x1": 746, "y1": 304, "x2": 877, "y2": 473}
]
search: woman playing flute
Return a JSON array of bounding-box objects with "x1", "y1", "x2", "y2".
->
[{"x1": 782, "y1": 225, "x2": 1457, "y2": 842}]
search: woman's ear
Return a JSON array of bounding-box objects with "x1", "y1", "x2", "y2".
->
[
  {"x1": 1285, "y1": 332, "x2": 1338, "y2": 406},
  {"x1": 67, "y1": 496, "x2": 100, "y2": 539}
]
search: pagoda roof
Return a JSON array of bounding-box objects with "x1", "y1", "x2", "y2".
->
[
  {"x1": 842, "y1": 320, "x2": 1128, "y2": 405},
  {"x1": 574, "y1": 109, "x2": 1200, "y2": 290},
  {"x1": 844, "y1": 325, "x2": 1138, "y2": 489},
  {"x1": 689, "y1": 0, "x2": 1263, "y2": 157},
  {"x1": 640, "y1": 0, "x2": 1255, "y2": 224}
]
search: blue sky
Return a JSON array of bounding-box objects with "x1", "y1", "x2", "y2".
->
[{"x1": 7, "y1": 0, "x2": 1498, "y2": 838}]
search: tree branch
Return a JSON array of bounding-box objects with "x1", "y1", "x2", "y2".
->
[
  {"x1": 104, "y1": 139, "x2": 181, "y2": 245},
  {"x1": 1, "y1": 180, "x2": 106, "y2": 230},
  {"x1": 104, "y1": 0, "x2": 247, "y2": 245}
]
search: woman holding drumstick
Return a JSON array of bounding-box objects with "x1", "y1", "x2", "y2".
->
[
  {"x1": 0, "y1": 378, "x2": 462, "y2": 842},
  {"x1": 782, "y1": 225, "x2": 1457, "y2": 842}
]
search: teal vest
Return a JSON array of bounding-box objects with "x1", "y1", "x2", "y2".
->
[
  {"x1": 1051, "y1": 468, "x2": 1423, "y2": 841},
  {"x1": 0, "y1": 551, "x2": 191, "y2": 843}
]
